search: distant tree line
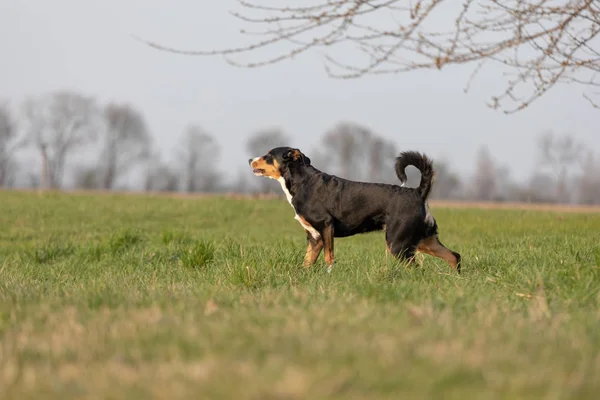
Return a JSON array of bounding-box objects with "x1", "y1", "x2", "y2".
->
[{"x1": 0, "y1": 90, "x2": 598, "y2": 204}]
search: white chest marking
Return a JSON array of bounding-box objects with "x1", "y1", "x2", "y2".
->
[{"x1": 277, "y1": 177, "x2": 321, "y2": 240}]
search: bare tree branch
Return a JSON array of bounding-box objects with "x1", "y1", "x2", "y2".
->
[{"x1": 134, "y1": 0, "x2": 600, "y2": 113}]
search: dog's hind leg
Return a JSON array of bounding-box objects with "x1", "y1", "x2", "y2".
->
[
  {"x1": 322, "y1": 225, "x2": 335, "y2": 273},
  {"x1": 417, "y1": 235, "x2": 462, "y2": 272},
  {"x1": 302, "y1": 232, "x2": 323, "y2": 267},
  {"x1": 387, "y1": 238, "x2": 418, "y2": 266},
  {"x1": 392, "y1": 246, "x2": 417, "y2": 266},
  {"x1": 385, "y1": 225, "x2": 418, "y2": 265}
]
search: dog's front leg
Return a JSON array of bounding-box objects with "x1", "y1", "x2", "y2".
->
[
  {"x1": 322, "y1": 225, "x2": 335, "y2": 273},
  {"x1": 302, "y1": 232, "x2": 323, "y2": 267}
]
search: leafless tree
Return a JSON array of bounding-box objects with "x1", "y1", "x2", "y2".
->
[
  {"x1": 246, "y1": 128, "x2": 290, "y2": 156},
  {"x1": 316, "y1": 121, "x2": 398, "y2": 183},
  {"x1": 231, "y1": 170, "x2": 250, "y2": 194},
  {"x1": 429, "y1": 159, "x2": 461, "y2": 200},
  {"x1": 135, "y1": 1, "x2": 600, "y2": 113},
  {"x1": 471, "y1": 146, "x2": 498, "y2": 201},
  {"x1": 22, "y1": 91, "x2": 100, "y2": 190},
  {"x1": 536, "y1": 131, "x2": 584, "y2": 203},
  {"x1": 246, "y1": 128, "x2": 289, "y2": 193},
  {"x1": 507, "y1": 172, "x2": 556, "y2": 203},
  {"x1": 144, "y1": 152, "x2": 180, "y2": 192},
  {"x1": 74, "y1": 167, "x2": 101, "y2": 190},
  {"x1": 100, "y1": 103, "x2": 152, "y2": 189},
  {"x1": 317, "y1": 122, "x2": 367, "y2": 179},
  {"x1": 528, "y1": 172, "x2": 559, "y2": 203},
  {"x1": 177, "y1": 125, "x2": 221, "y2": 192},
  {"x1": 368, "y1": 136, "x2": 399, "y2": 183},
  {"x1": 0, "y1": 103, "x2": 18, "y2": 187},
  {"x1": 494, "y1": 165, "x2": 514, "y2": 202},
  {"x1": 578, "y1": 151, "x2": 600, "y2": 204}
]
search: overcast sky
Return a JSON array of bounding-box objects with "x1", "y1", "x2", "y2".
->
[{"x1": 1, "y1": 0, "x2": 598, "y2": 184}]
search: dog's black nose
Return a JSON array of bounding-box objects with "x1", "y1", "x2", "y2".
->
[{"x1": 248, "y1": 158, "x2": 252, "y2": 165}]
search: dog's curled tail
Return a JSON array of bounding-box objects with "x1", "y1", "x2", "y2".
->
[{"x1": 395, "y1": 151, "x2": 435, "y2": 200}]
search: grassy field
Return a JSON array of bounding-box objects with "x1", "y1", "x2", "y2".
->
[{"x1": 0, "y1": 190, "x2": 599, "y2": 399}]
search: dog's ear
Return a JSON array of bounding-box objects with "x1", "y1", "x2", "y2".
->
[
  {"x1": 285, "y1": 149, "x2": 311, "y2": 166},
  {"x1": 282, "y1": 149, "x2": 294, "y2": 161}
]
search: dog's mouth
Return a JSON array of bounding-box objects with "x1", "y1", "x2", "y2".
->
[{"x1": 253, "y1": 168, "x2": 265, "y2": 176}]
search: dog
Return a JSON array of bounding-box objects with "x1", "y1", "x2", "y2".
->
[{"x1": 248, "y1": 147, "x2": 461, "y2": 273}]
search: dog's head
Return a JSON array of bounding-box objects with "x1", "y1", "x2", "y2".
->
[{"x1": 248, "y1": 147, "x2": 311, "y2": 179}]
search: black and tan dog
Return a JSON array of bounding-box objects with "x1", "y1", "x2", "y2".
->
[{"x1": 249, "y1": 147, "x2": 461, "y2": 273}]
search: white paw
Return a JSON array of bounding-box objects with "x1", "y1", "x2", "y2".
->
[{"x1": 327, "y1": 265, "x2": 333, "y2": 274}]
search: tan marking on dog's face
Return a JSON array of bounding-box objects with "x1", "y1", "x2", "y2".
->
[{"x1": 250, "y1": 157, "x2": 281, "y2": 179}]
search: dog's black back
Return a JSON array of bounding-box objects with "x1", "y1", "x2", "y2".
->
[{"x1": 281, "y1": 150, "x2": 437, "y2": 240}]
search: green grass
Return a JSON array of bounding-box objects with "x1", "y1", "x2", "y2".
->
[{"x1": 0, "y1": 191, "x2": 599, "y2": 399}]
